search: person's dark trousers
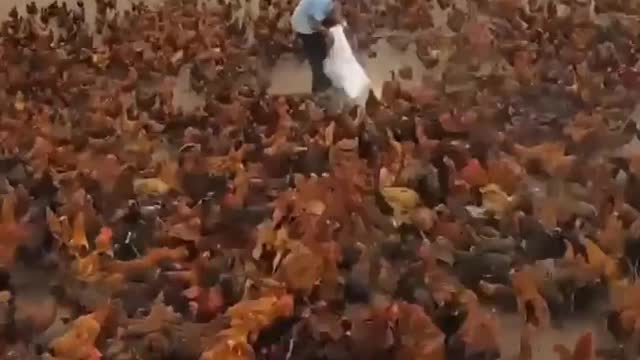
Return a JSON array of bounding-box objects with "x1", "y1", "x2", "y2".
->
[{"x1": 298, "y1": 32, "x2": 332, "y2": 93}]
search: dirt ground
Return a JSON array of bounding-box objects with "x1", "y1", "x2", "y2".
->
[{"x1": 0, "y1": 0, "x2": 612, "y2": 358}]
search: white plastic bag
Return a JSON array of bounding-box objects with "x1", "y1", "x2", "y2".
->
[{"x1": 323, "y1": 25, "x2": 371, "y2": 107}]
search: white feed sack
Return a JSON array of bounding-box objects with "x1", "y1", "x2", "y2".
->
[{"x1": 323, "y1": 25, "x2": 371, "y2": 107}]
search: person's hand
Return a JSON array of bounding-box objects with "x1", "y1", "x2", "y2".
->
[{"x1": 322, "y1": 28, "x2": 334, "y2": 49}]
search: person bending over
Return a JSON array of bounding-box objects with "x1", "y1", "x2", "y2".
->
[{"x1": 291, "y1": 0, "x2": 341, "y2": 94}]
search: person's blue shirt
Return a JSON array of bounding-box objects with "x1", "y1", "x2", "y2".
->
[{"x1": 291, "y1": 0, "x2": 334, "y2": 34}]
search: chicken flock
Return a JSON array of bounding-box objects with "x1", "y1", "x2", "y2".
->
[{"x1": 0, "y1": 0, "x2": 640, "y2": 359}]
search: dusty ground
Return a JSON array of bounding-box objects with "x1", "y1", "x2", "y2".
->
[{"x1": 0, "y1": 0, "x2": 612, "y2": 358}]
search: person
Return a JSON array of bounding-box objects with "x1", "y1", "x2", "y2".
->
[{"x1": 291, "y1": 0, "x2": 340, "y2": 94}]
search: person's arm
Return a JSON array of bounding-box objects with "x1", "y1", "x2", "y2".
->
[
  {"x1": 321, "y1": 1, "x2": 342, "y2": 28},
  {"x1": 307, "y1": 0, "x2": 338, "y2": 31},
  {"x1": 328, "y1": 1, "x2": 345, "y2": 27}
]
